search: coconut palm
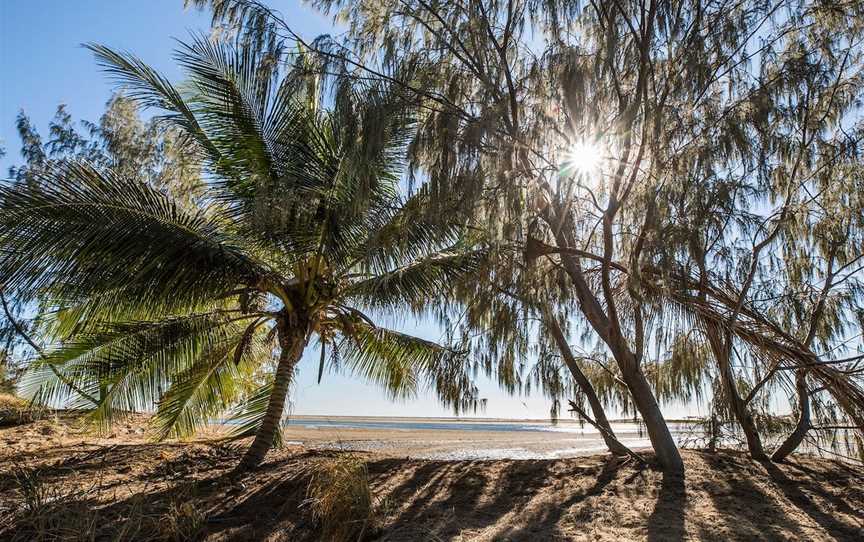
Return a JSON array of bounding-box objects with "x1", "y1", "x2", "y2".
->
[{"x1": 0, "y1": 36, "x2": 483, "y2": 469}]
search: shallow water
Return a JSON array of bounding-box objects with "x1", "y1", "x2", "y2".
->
[{"x1": 285, "y1": 416, "x2": 696, "y2": 435}]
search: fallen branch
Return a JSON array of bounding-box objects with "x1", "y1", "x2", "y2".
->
[{"x1": 567, "y1": 399, "x2": 647, "y2": 466}]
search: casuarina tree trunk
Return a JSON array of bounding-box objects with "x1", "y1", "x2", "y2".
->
[
  {"x1": 551, "y1": 239, "x2": 683, "y2": 471},
  {"x1": 617, "y1": 350, "x2": 685, "y2": 473},
  {"x1": 555, "y1": 265, "x2": 683, "y2": 471},
  {"x1": 705, "y1": 327, "x2": 767, "y2": 460},
  {"x1": 544, "y1": 312, "x2": 632, "y2": 457},
  {"x1": 720, "y1": 364, "x2": 767, "y2": 460},
  {"x1": 772, "y1": 369, "x2": 811, "y2": 462},
  {"x1": 238, "y1": 321, "x2": 306, "y2": 471},
  {"x1": 771, "y1": 254, "x2": 835, "y2": 461}
]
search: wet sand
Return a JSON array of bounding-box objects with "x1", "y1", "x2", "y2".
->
[{"x1": 277, "y1": 417, "x2": 701, "y2": 459}]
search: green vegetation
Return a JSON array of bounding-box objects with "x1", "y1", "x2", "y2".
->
[
  {"x1": 0, "y1": 37, "x2": 483, "y2": 469},
  {"x1": 183, "y1": 0, "x2": 864, "y2": 472}
]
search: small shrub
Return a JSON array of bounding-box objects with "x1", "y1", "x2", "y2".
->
[
  {"x1": 13, "y1": 466, "x2": 51, "y2": 516},
  {"x1": 10, "y1": 466, "x2": 99, "y2": 542},
  {"x1": 0, "y1": 394, "x2": 39, "y2": 427},
  {"x1": 160, "y1": 484, "x2": 206, "y2": 542},
  {"x1": 305, "y1": 454, "x2": 376, "y2": 542}
]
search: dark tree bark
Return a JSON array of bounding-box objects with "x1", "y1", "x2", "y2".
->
[
  {"x1": 544, "y1": 311, "x2": 633, "y2": 457},
  {"x1": 771, "y1": 370, "x2": 811, "y2": 462},
  {"x1": 238, "y1": 320, "x2": 306, "y2": 470},
  {"x1": 705, "y1": 326, "x2": 767, "y2": 460}
]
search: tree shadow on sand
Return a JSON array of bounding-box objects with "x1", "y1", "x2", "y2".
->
[
  {"x1": 3, "y1": 445, "x2": 864, "y2": 542},
  {"x1": 646, "y1": 471, "x2": 686, "y2": 542},
  {"x1": 759, "y1": 459, "x2": 863, "y2": 540},
  {"x1": 689, "y1": 451, "x2": 863, "y2": 541},
  {"x1": 486, "y1": 457, "x2": 624, "y2": 541}
]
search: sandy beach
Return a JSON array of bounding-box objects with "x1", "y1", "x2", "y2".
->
[
  {"x1": 276, "y1": 416, "x2": 701, "y2": 460},
  {"x1": 2, "y1": 413, "x2": 862, "y2": 541}
]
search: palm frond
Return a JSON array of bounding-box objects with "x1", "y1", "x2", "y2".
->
[
  {"x1": 174, "y1": 34, "x2": 282, "y2": 203},
  {"x1": 346, "y1": 186, "x2": 465, "y2": 275},
  {"x1": 0, "y1": 162, "x2": 265, "y2": 318},
  {"x1": 337, "y1": 323, "x2": 481, "y2": 413},
  {"x1": 222, "y1": 379, "x2": 285, "y2": 446},
  {"x1": 86, "y1": 43, "x2": 227, "y2": 168},
  {"x1": 151, "y1": 317, "x2": 273, "y2": 439},
  {"x1": 345, "y1": 248, "x2": 486, "y2": 313},
  {"x1": 22, "y1": 311, "x2": 260, "y2": 428}
]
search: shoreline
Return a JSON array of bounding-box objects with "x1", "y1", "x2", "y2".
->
[
  {"x1": 285, "y1": 414, "x2": 704, "y2": 424},
  {"x1": 275, "y1": 418, "x2": 699, "y2": 461}
]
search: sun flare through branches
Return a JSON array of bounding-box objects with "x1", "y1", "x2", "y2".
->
[{"x1": 567, "y1": 140, "x2": 603, "y2": 174}]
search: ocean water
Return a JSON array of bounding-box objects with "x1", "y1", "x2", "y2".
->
[{"x1": 284, "y1": 417, "x2": 698, "y2": 436}]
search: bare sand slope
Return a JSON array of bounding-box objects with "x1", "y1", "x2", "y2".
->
[{"x1": 1, "y1": 415, "x2": 862, "y2": 541}]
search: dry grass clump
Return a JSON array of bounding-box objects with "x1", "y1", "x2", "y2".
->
[
  {"x1": 9, "y1": 465, "x2": 100, "y2": 542},
  {"x1": 0, "y1": 393, "x2": 43, "y2": 427},
  {"x1": 7, "y1": 465, "x2": 207, "y2": 542},
  {"x1": 158, "y1": 484, "x2": 207, "y2": 542},
  {"x1": 305, "y1": 454, "x2": 377, "y2": 542},
  {"x1": 0, "y1": 393, "x2": 24, "y2": 410}
]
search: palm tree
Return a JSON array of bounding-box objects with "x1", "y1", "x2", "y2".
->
[{"x1": 0, "y1": 36, "x2": 483, "y2": 470}]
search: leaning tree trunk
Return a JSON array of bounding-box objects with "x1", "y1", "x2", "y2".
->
[
  {"x1": 772, "y1": 369, "x2": 811, "y2": 462},
  {"x1": 720, "y1": 362, "x2": 767, "y2": 460},
  {"x1": 238, "y1": 321, "x2": 306, "y2": 471},
  {"x1": 705, "y1": 326, "x2": 767, "y2": 460},
  {"x1": 552, "y1": 235, "x2": 684, "y2": 473},
  {"x1": 617, "y1": 349, "x2": 685, "y2": 473},
  {"x1": 544, "y1": 312, "x2": 632, "y2": 457},
  {"x1": 771, "y1": 252, "x2": 835, "y2": 462}
]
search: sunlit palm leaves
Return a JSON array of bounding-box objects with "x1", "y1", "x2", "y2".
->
[{"x1": 338, "y1": 323, "x2": 480, "y2": 413}]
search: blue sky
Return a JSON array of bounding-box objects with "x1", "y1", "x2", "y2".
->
[{"x1": 0, "y1": 1, "x2": 708, "y2": 419}]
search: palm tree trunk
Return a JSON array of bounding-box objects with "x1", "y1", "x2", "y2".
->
[
  {"x1": 705, "y1": 327, "x2": 767, "y2": 460},
  {"x1": 544, "y1": 312, "x2": 632, "y2": 457},
  {"x1": 771, "y1": 370, "x2": 810, "y2": 462},
  {"x1": 238, "y1": 321, "x2": 306, "y2": 470}
]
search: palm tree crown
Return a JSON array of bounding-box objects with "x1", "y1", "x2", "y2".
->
[{"x1": 0, "y1": 35, "x2": 483, "y2": 468}]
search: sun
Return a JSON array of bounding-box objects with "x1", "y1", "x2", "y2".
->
[{"x1": 566, "y1": 140, "x2": 603, "y2": 175}]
